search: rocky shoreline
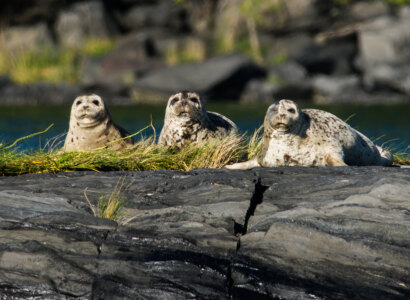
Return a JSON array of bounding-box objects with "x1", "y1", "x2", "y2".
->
[
  {"x1": 0, "y1": 167, "x2": 409, "y2": 299},
  {"x1": 1, "y1": 1, "x2": 410, "y2": 105}
]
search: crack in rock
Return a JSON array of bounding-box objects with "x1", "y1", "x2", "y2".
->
[{"x1": 229, "y1": 174, "x2": 269, "y2": 299}]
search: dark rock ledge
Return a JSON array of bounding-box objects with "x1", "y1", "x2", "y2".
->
[{"x1": 0, "y1": 167, "x2": 409, "y2": 299}]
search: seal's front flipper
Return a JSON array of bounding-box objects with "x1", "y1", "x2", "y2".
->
[{"x1": 225, "y1": 158, "x2": 260, "y2": 170}]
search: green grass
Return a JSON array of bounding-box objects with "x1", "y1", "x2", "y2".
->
[
  {"x1": 392, "y1": 147, "x2": 410, "y2": 165},
  {"x1": 0, "y1": 38, "x2": 116, "y2": 84},
  {"x1": 84, "y1": 176, "x2": 130, "y2": 221},
  {"x1": 0, "y1": 132, "x2": 259, "y2": 176},
  {"x1": 0, "y1": 126, "x2": 408, "y2": 177}
]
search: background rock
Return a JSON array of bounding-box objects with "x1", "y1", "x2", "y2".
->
[
  {"x1": 132, "y1": 54, "x2": 266, "y2": 102},
  {"x1": 0, "y1": 167, "x2": 409, "y2": 299},
  {"x1": 358, "y1": 12, "x2": 410, "y2": 95},
  {"x1": 1, "y1": 23, "x2": 54, "y2": 52},
  {"x1": 55, "y1": 1, "x2": 117, "y2": 48},
  {"x1": 0, "y1": 1, "x2": 410, "y2": 104},
  {"x1": 0, "y1": 82, "x2": 81, "y2": 105},
  {"x1": 81, "y1": 33, "x2": 163, "y2": 93}
]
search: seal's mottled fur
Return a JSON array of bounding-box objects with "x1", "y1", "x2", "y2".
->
[
  {"x1": 226, "y1": 99, "x2": 393, "y2": 169},
  {"x1": 63, "y1": 94, "x2": 134, "y2": 151},
  {"x1": 159, "y1": 91, "x2": 237, "y2": 147}
]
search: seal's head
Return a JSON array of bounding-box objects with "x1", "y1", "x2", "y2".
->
[
  {"x1": 71, "y1": 94, "x2": 108, "y2": 128},
  {"x1": 266, "y1": 99, "x2": 300, "y2": 133},
  {"x1": 166, "y1": 91, "x2": 205, "y2": 122}
]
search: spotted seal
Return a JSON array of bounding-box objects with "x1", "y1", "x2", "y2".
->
[
  {"x1": 158, "y1": 91, "x2": 237, "y2": 147},
  {"x1": 63, "y1": 94, "x2": 134, "y2": 151},
  {"x1": 226, "y1": 99, "x2": 393, "y2": 169}
]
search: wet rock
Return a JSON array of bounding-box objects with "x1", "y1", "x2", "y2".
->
[
  {"x1": 0, "y1": 167, "x2": 409, "y2": 299},
  {"x1": 133, "y1": 54, "x2": 266, "y2": 102},
  {"x1": 236, "y1": 167, "x2": 410, "y2": 299}
]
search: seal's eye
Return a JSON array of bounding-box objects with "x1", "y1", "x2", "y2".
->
[
  {"x1": 170, "y1": 97, "x2": 179, "y2": 106},
  {"x1": 92, "y1": 100, "x2": 100, "y2": 106},
  {"x1": 76, "y1": 100, "x2": 82, "y2": 106},
  {"x1": 190, "y1": 97, "x2": 199, "y2": 103},
  {"x1": 288, "y1": 108, "x2": 296, "y2": 114}
]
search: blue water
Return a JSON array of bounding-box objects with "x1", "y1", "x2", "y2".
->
[{"x1": 0, "y1": 103, "x2": 409, "y2": 153}]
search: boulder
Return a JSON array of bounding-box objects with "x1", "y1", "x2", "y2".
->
[
  {"x1": 241, "y1": 62, "x2": 312, "y2": 103},
  {"x1": 311, "y1": 74, "x2": 408, "y2": 104},
  {"x1": 1, "y1": 22, "x2": 54, "y2": 53},
  {"x1": 0, "y1": 167, "x2": 409, "y2": 299},
  {"x1": 348, "y1": 1, "x2": 389, "y2": 21},
  {"x1": 132, "y1": 54, "x2": 266, "y2": 102},
  {"x1": 55, "y1": 1, "x2": 118, "y2": 48},
  {"x1": 357, "y1": 10, "x2": 410, "y2": 94},
  {"x1": 0, "y1": 82, "x2": 81, "y2": 105},
  {"x1": 118, "y1": 2, "x2": 187, "y2": 33},
  {"x1": 296, "y1": 37, "x2": 357, "y2": 75},
  {"x1": 81, "y1": 33, "x2": 163, "y2": 92}
]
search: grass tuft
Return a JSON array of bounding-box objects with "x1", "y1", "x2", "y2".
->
[
  {"x1": 392, "y1": 146, "x2": 410, "y2": 165},
  {"x1": 84, "y1": 176, "x2": 131, "y2": 221}
]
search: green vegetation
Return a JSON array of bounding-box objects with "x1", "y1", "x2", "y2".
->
[
  {"x1": 84, "y1": 177, "x2": 130, "y2": 221},
  {"x1": 0, "y1": 129, "x2": 260, "y2": 176},
  {"x1": 392, "y1": 146, "x2": 410, "y2": 165},
  {"x1": 0, "y1": 38, "x2": 116, "y2": 84},
  {"x1": 164, "y1": 38, "x2": 206, "y2": 66},
  {"x1": 0, "y1": 125, "x2": 408, "y2": 177},
  {"x1": 333, "y1": 0, "x2": 410, "y2": 4}
]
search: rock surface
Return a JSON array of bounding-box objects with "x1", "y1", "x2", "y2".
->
[
  {"x1": 132, "y1": 54, "x2": 266, "y2": 102},
  {"x1": 0, "y1": 167, "x2": 409, "y2": 299}
]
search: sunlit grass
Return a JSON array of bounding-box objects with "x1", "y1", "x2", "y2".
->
[
  {"x1": 0, "y1": 130, "x2": 259, "y2": 176},
  {"x1": 84, "y1": 176, "x2": 131, "y2": 221},
  {"x1": 0, "y1": 126, "x2": 408, "y2": 177},
  {"x1": 0, "y1": 38, "x2": 116, "y2": 84},
  {"x1": 164, "y1": 38, "x2": 206, "y2": 66},
  {"x1": 82, "y1": 38, "x2": 116, "y2": 57},
  {"x1": 391, "y1": 145, "x2": 410, "y2": 165}
]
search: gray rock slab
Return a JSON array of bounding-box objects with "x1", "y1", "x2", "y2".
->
[
  {"x1": 0, "y1": 167, "x2": 409, "y2": 299},
  {"x1": 234, "y1": 167, "x2": 410, "y2": 299},
  {"x1": 133, "y1": 54, "x2": 266, "y2": 101}
]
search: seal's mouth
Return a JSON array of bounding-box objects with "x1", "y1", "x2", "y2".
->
[
  {"x1": 271, "y1": 122, "x2": 293, "y2": 133},
  {"x1": 273, "y1": 122, "x2": 288, "y2": 129}
]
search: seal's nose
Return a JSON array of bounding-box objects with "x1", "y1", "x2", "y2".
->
[
  {"x1": 181, "y1": 101, "x2": 187, "y2": 106},
  {"x1": 83, "y1": 105, "x2": 89, "y2": 110},
  {"x1": 280, "y1": 114, "x2": 286, "y2": 118}
]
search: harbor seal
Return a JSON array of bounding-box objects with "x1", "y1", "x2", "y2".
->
[
  {"x1": 226, "y1": 99, "x2": 393, "y2": 169},
  {"x1": 63, "y1": 94, "x2": 134, "y2": 151},
  {"x1": 158, "y1": 91, "x2": 238, "y2": 147}
]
